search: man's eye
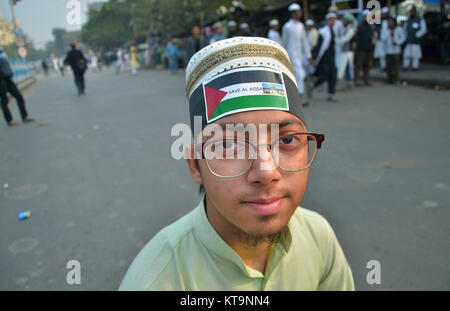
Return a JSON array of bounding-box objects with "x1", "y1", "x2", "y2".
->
[{"x1": 280, "y1": 136, "x2": 296, "y2": 145}]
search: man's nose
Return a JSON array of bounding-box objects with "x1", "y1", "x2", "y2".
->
[{"x1": 246, "y1": 145, "x2": 281, "y2": 185}]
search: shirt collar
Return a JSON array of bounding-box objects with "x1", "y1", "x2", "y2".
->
[{"x1": 192, "y1": 195, "x2": 292, "y2": 278}]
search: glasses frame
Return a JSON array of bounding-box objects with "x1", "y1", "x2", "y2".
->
[{"x1": 195, "y1": 132, "x2": 325, "y2": 178}]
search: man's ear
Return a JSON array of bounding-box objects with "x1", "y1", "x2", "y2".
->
[{"x1": 185, "y1": 146, "x2": 202, "y2": 185}]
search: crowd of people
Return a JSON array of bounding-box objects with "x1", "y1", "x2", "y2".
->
[{"x1": 182, "y1": 3, "x2": 428, "y2": 105}]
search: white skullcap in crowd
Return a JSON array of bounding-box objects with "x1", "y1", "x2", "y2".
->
[
  {"x1": 240, "y1": 23, "x2": 249, "y2": 29},
  {"x1": 305, "y1": 19, "x2": 314, "y2": 26},
  {"x1": 325, "y1": 12, "x2": 337, "y2": 20},
  {"x1": 288, "y1": 3, "x2": 301, "y2": 12},
  {"x1": 269, "y1": 19, "x2": 279, "y2": 27},
  {"x1": 381, "y1": 7, "x2": 389, "y2": 14},
  {"x1": 228, "y1": 20, "x2": 237, "y2": 27}
]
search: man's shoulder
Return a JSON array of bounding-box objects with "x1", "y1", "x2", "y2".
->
[
  {"x1": 291, "y1": 207, "x2": 335, "y2": 247},
  {"x1": 119, "y1": 208, "x2": 197, "y2": 290}
]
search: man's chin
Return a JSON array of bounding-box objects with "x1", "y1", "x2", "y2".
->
[{"x1": 235, "y1": 225, "x2": 290, "y2": 247}]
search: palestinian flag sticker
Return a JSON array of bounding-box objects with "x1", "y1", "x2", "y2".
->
[{"x1": 202, "y1": 67, "x2": 290, "y2": 123}]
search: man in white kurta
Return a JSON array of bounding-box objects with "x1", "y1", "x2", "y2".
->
[
  {"x1": 403, "y1": 5, "x2": 427, "y2": 71},
  {"x1": 282, "y1": 3, "x2": 313, "y2": 102},
  {"x1": 268, "y1": 19, "x2": 282, "y2": 45},
  {"x1": 329, "y1": 6, "x2": 345, "y2": 68}
]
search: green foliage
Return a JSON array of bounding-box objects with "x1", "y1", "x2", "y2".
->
[{"x1": 80, "y1": 0, "x2": 283, "y2": 50}]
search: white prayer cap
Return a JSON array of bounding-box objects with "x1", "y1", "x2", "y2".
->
[
  {"x1": 362, "y1": 9, "x2": 370, "y2": 16},
  {"x1": 325, "y1": 12, "x2": 337, "y2": 20},
  {"x1": 381, "y1": 7, "x2": 389, "y2": 14},
  {"x1": 213, "y1": 22, "x2": 223, "y2": 29},
  {"x1": 228, "y1": 20, "x2": 237, "y2": 27},
  {"x1": 305, "y1": 19, "x2": 314, "y2": 26},
  {"x1": 240, "y1": 23, "x2": 249, "y2": 29},
  {"x1": 328, "y1": 5, "x2": 338, "y2": 13},
  {"x1": 288, "y1": 3, "x2": 301, "y2": 12},
  {"x1": 269, "y1": 19, "x2": 279, "y2": 27}
]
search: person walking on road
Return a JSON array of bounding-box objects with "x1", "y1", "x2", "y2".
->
[
  {"x1": 0, "y1": 47, "x2": 35, "y2": 126},
  {"x1": 282, "y1": 3, "x2": 314, "y2": 106},
  {"x1": 64, "y1": 42, "x2": 87, "y2": 96},
  {"x1": 309, "y1": 13, "x2": 339, "y2": 102},
  {"x1": 354, "y1": 10, "x2": 374, "y2": 86},
  {"x1": 130, "y1": 45, "x2": 139, "y2": 75}
]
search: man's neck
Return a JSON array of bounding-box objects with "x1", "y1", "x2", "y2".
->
[{"x1": 204, "y1": 195, "x2": 273, "y2": 274}]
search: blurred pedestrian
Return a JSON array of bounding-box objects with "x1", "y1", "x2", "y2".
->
[
  {"x1": 209, "y1": 22, "x2": 226, "y2": 44},
  {"x1": 337, "y1": 13, "x2": 358, "y2": 90},
  {"x1": 114, "y1": 48, "x2": 122, "y2": 74},
  {"x1": 240, "y1": 23, "x2": 255, "y2": 37},
  {"x1": 282, "y1": 3, "x2": 314, "y2": 105},
  {"x1": 227, "y1": 20, "x2": 238, "y2": 38},
  {"x1": 329, "y1": 5, "x2": 345, "y2": 69},
  {"x1": 64, "y1": 41, "x2": 88, "y2": 96},
  {"x1": 268, "y1": 19, "x2": 282, "y2": 45},
  {"x1": 309, "y1": 13, "x2": 338, "y2": 102},
  {"x1": 354, "y1": 10, "x2": 374, "y2": 86},
  {"x1": 305, "y1": 19, "x2": 319, "y2": 51},
  {"x1": 374, "y1": 7, "x2": 390, "y2": 71},
  {"x1": 130, "y1": 45, "x2": 139, "y2": 75},
  {"x1": 166, "y1": 39, "x2": 179, "y2": 74},
  {"x1": 41, "y1": 58, "x2": 49, "y2": 76},
  {"x1": 0, "y1": 47, "x2": 35, "y2": 126},
  {"x1": 187, "y1": 26, "x2": 207, "y2": 63},
  {"x1": 403, "y1": 5, "x2": 427, "y2": 71},
  {"x1": 382, "y1": 16, "x2": 406, "y2": 84}
]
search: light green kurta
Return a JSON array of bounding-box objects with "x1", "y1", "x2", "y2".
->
[{"x1": 119, "y1": 198, "x2": 354, "y2": 291}]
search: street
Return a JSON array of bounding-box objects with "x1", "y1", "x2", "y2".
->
[{"x1": 0, "y1": 68, "x2": 449, "y2": 290}]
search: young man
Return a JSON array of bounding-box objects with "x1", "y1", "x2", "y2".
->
[
  {"x1": 309, "y1": 13, "x2": 339, "y2": 102},
  {"x1": 119, "y1": 37, "x2": 354, "y2": 291},
  {"x1": 382, "y1": 17, "x2": 406, "y2": 84},
  {"x1": 0, "y1": 47, "x2": 35, "y2": 126}
]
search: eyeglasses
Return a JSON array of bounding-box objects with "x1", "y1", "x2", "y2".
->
[{"x1": 195, "y1": 132, "x2": 325, "y2": 178}]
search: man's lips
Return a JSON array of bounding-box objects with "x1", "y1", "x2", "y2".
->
[{"x1": 242, "y1": 197, "x2": 283, "y2": 215}]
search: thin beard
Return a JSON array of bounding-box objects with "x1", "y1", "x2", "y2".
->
[{"x1": 233, "y1": 225, "x2": 289, "y2": 248}]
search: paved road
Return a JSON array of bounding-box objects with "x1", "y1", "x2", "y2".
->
[{"x1": 1, "y1": 68, "x2": 449, "y2": 290}]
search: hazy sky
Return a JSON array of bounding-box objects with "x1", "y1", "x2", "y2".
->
[{"x1": 0, "y1": 0, "x2": 108, "y2": 49}]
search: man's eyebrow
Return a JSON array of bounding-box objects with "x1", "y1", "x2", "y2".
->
[{"x1": 278, "y1": 119, "x2": 305, "y2": 129}]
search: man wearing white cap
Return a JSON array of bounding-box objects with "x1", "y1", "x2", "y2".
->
[
  {"x1": 403, "y1": 5, "x2": 427, "y2": 71},
  {"x1": 240, "y1": 23, "x2": 255, "y2": 37},
  {"x1": 305, "y1": 19, "x2": 319, "y2": 50},
  {"x1": 268, "y1": 19, "x2": 282, "y2": 45},
  {"x1": 209, "y1": 22, "x2": 226, "y2": 44},
  {"x1": 282, "y1": 3, "x2": 314, "y2": 105},
  {"x1": 309, "y1": 13, "x2": 339, "y2": 102},
  {"x1": 329, "y1": 5, "x2": 345, "y2": 69},
  {"x1": 119, "y1": 37, "x2": 354, "y2": 291},
  {"x1": 373, "y1": 7, "x2": 390, "y2": 71},
  {"x1": 227, "y1": 20, "x2": 238, "y2": 38}
]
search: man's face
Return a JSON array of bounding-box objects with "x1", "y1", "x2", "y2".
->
[
  {"x1": 216, "y1": 26, "x2": 223, "y2": 34},
  {"x1": 292, "y1": 10, "x2": 302, "y2": 20},
  {"x1": 192, "y1": 26, "x2": 200, "y2": 38},
  {"x1": 327, "y1": 18, "x2": 336, "y2": 28},
  {"x1": 191, "y1": 110, "x2": 309, "y2": 240}
]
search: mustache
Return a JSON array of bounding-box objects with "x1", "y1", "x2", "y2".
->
[{"x1": 237, "y1": 189, "x2": 290, "y2": 202}]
